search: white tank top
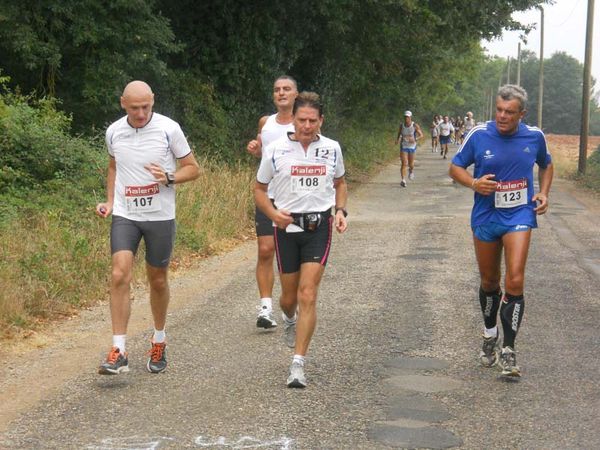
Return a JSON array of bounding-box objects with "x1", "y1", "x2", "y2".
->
[
  {"x1": 464, "y1": 117, "x2": 475, "y2": 132},
  {"x1": 261, "y1": 114, "x2": 295, "y2": 198},
  {"x1": 261, "y1": 114, "x2": 294, "y2": 149},
  {"x1": 400, "y1": 122, "x2": 417, "y2": 149}
]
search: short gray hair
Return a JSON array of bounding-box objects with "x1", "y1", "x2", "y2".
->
[{"x1": 497, "y1": 84, "x2": 528, "y2": 111}]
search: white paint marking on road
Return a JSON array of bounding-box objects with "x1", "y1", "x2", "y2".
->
[
  {"x1": 194, "y1": 435, "x2": 294, "y2": 449},
  {"x1": 86, "y1": 436, "x2": 174, "y2": 450}
]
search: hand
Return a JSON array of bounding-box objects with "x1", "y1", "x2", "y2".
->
[
  {"x1": 472, "y1": 174, "x2": 497, "y2": 196},
  {"x1": 273, "y1": 210, "x2": 294, "y2": 229},
  {"x1": 335, "y1": 211, "x2": 347, "y2": 233},
  {"x1": 533, "y1": 193, "x2": 549, "y2": 215},
  {"x1": 96, "y1": 203, "x2": 112, "y2": 218},
  {"x1": 246, "y1": 140, "x2": 262, "y2": 158},
  {"x1": 144, "y1": 163, "x2": 168, "y2": 185}
]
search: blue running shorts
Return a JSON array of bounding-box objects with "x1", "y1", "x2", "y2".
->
[{"x1": 472, "y1": 222, "x2": 531, "y2": 242}]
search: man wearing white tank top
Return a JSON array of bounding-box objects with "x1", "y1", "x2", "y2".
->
[{"x1": 247, "y1": 76, "x2": 298, "y2": 328}]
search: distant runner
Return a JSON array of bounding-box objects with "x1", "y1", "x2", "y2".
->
[
  {"x1": 438, "y1": 115, "x2": 454, "y2": 159},
  {"x1": 463, "y1": 111, "x2": 475, "y2": 138},
  {"x1": 449, "y1": 84, "x2": 553, "y2": 378},
  {"x1": 395, "y1": 110, "x2": 424, "y2": 187},
  {"x1": 430, "y1": 114, "x2": 441, "y2": 153}
]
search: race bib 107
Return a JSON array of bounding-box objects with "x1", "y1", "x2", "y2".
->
[
  {"x1": 125, "y1": 183, "x2": 162, "y2": 213},
  {"x1": 495, "y1": 179, "x2": 527, "y2": 209}
]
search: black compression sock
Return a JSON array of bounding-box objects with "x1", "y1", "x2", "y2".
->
[
  {"x1": 500, "y1": 293, "x2": 525, "y2": 349},
  {"x1": 479, "y1": 287, "x2": 502, "y2": 330}
]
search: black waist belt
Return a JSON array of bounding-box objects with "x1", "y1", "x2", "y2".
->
[{"x1": 291, "y1": 209, "x2": 331, "y2": 232}]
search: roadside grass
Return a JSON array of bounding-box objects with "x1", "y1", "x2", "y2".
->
[
  {"x1": 577, "y1": 146, "x2": 600, "y2": 192},
  {"x1": 0, "y1": 159, "x2": 255, "y2": 338}
]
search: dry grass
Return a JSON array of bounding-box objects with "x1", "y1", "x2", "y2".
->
[
  {"x1": 0, "y1": 159, "x2": 255, "y2": 337},
  {"x1": 546, "y1": 134, "x2": 600, "y2": 178}
]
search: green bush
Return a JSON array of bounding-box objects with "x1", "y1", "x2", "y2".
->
[{"x1": 581, "y1": 145, "x2": 600, "y2": 191}]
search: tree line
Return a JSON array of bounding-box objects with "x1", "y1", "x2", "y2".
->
[
  {"x1": 0, "y1": 0, "x2": 558, "y2": 160},
  {"x1": 466, "y1": 50, "x2": 600, "y2": 135}
]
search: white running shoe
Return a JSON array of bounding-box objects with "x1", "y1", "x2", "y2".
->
[
  {"x1": 287, "y1": 361, "x2": 307, "y2": 388},
  {"x1": 479, "y1": 334, "x2": 499, "y2": 367},
  {"x1": 400, "y1": 179, "x2": 407, "y2": 188},
  {"x1": 408, "y1": 171, "x2": 415, "y2": 180},
  {"x1": 282, "y1": 315, "x2": 296, "y2": 348},
  {"x1": 499, "y1": 346, "x2": 521, "y2": 377},
  {"x1": 256, "y1": 306, "x2": 277, "y2": 329}
]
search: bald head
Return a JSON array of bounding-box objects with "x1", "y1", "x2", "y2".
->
[
  {"x1": 121, "y1": 80, "x2": 154, "y2": 128},
  {"x1": 122, "y1": 80, "x2": 153, "y2": 99}
]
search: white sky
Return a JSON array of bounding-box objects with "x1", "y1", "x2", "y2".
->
[{"x1": 482, "y1": 0, "x2": 600, "y2": 83}]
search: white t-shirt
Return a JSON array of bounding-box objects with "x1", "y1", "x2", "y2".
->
[
  {"x1": 106, "y1": 113, "x2": 192, "y2": 221},
  {"x1": 260, "y1": 114, "x2": 295, "y2": 198},
  {"x1": 257, "y1": 134, "x2": 345, "y2": 218},
  {"x1": 438, "y1": 122, "x2": 455, "y2": 136}
]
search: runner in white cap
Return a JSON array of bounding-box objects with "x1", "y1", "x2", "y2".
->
[{"x1": 395, "y1": 110, "x2": 423, "y2": 187}]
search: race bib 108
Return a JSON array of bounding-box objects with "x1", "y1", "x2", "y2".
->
[
  {"x1": 495, "y1": 179, "x2": 527, "y2": 209},
  {"x1": 290, "y1": 165, "x2": 327, "y2": 193},
  {"x1": 125, "y1": 183, "x2": 162, "y2": 213}
]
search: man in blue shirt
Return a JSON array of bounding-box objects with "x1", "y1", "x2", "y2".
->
[{"x1": 449, "y1": 84, "x2": 553, "y2": 378}]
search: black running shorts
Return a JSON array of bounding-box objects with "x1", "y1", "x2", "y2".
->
[
  {"x1": 255, "y1": 199, "x2": 276, "y2": 237},
  {"x1": 110, "y1": 215, "x2": 176, "y2": 268},
  {"x1": 273, "y1": 215, "x2": 333, "y2": 274}
]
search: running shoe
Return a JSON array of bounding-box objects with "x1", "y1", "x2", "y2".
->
[
  {"x1": 147, "y1": 341, "x2": 167, "y2": 373},
  {"x1": 400, "y1": 179, "x2": 407, "y2": 188},
  {"x1": 408, "y1": 171, "x2": 415, "y2": 181},
  {"x1": 479, "y1": 334, "x2": 499, "y2": 367},
  {"x1": 282, "y1": 315, "x2": 296, "y2": 348},
  {"x1": 287, "y1": 361, "x2": 307, "y2": 388},
  {"x1": 499, "y1": 346, "x2": 521, "y2": 377},
  {"x1": 98, "y1": 347, "x2": 129, "y2": 375},
  {"x1": 256, "y1": 306, "x2": 277, "y2": 329}
]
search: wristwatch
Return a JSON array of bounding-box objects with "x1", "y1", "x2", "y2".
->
[
  {"x1": 165, "y1": 172, "x2": 175, "y2": 186},
  {"x1": 335, "y1": 207, "x2": 348, "y2": 218}
]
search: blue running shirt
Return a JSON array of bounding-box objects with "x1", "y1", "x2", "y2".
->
[{"x1": 452, "y1": 121, "x2": 552, "y2": 228}]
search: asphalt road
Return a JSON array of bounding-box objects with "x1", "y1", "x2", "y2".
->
[{"x1": 1, "y1": 145, "x2": 599, "y2": 449}]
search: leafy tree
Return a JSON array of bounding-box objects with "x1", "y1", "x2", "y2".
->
[{"x1": 0, "y1": 0, "x2": 179, "y2": 129}]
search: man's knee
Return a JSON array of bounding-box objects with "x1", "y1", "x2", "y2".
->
[
  {"x1": 505, "y1": 272, "x2": 524, "y2": 293},
  {"x1": 480, "y1": 273, "x2": 501, "y2": 292},
  {"x1": 111, "y1": 265, "x2": 132, "y2": 287},
  {"x1": 298, "y1": 284, "x2": 318, "y2": 305},
  {"x1": 257, "y1": 239, "x2": 275, "y2": 260},
  {"x1": 148, "y1": 269, "x2": 169, "y2": 292}
]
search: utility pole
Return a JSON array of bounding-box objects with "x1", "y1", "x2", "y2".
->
[
  {"x1": 489, "y1": 87, "x2": 495, "y2": 120},
  {"x1": 517, "y1": 42, "x2": 522, "y2": 86},
  {"x1": 538, "y1": 6, "x2": 544, "y2": 129},
  {"x1": 507, "y1": 56, "x2": 511, "y2": 84},
  {"x1": 579, "y1": 0, "x2": 595, "y2": 175}
]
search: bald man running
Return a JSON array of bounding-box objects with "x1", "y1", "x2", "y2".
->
[{"x1": 96, "y1": 81, "x2": 200, "y2": 375}]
